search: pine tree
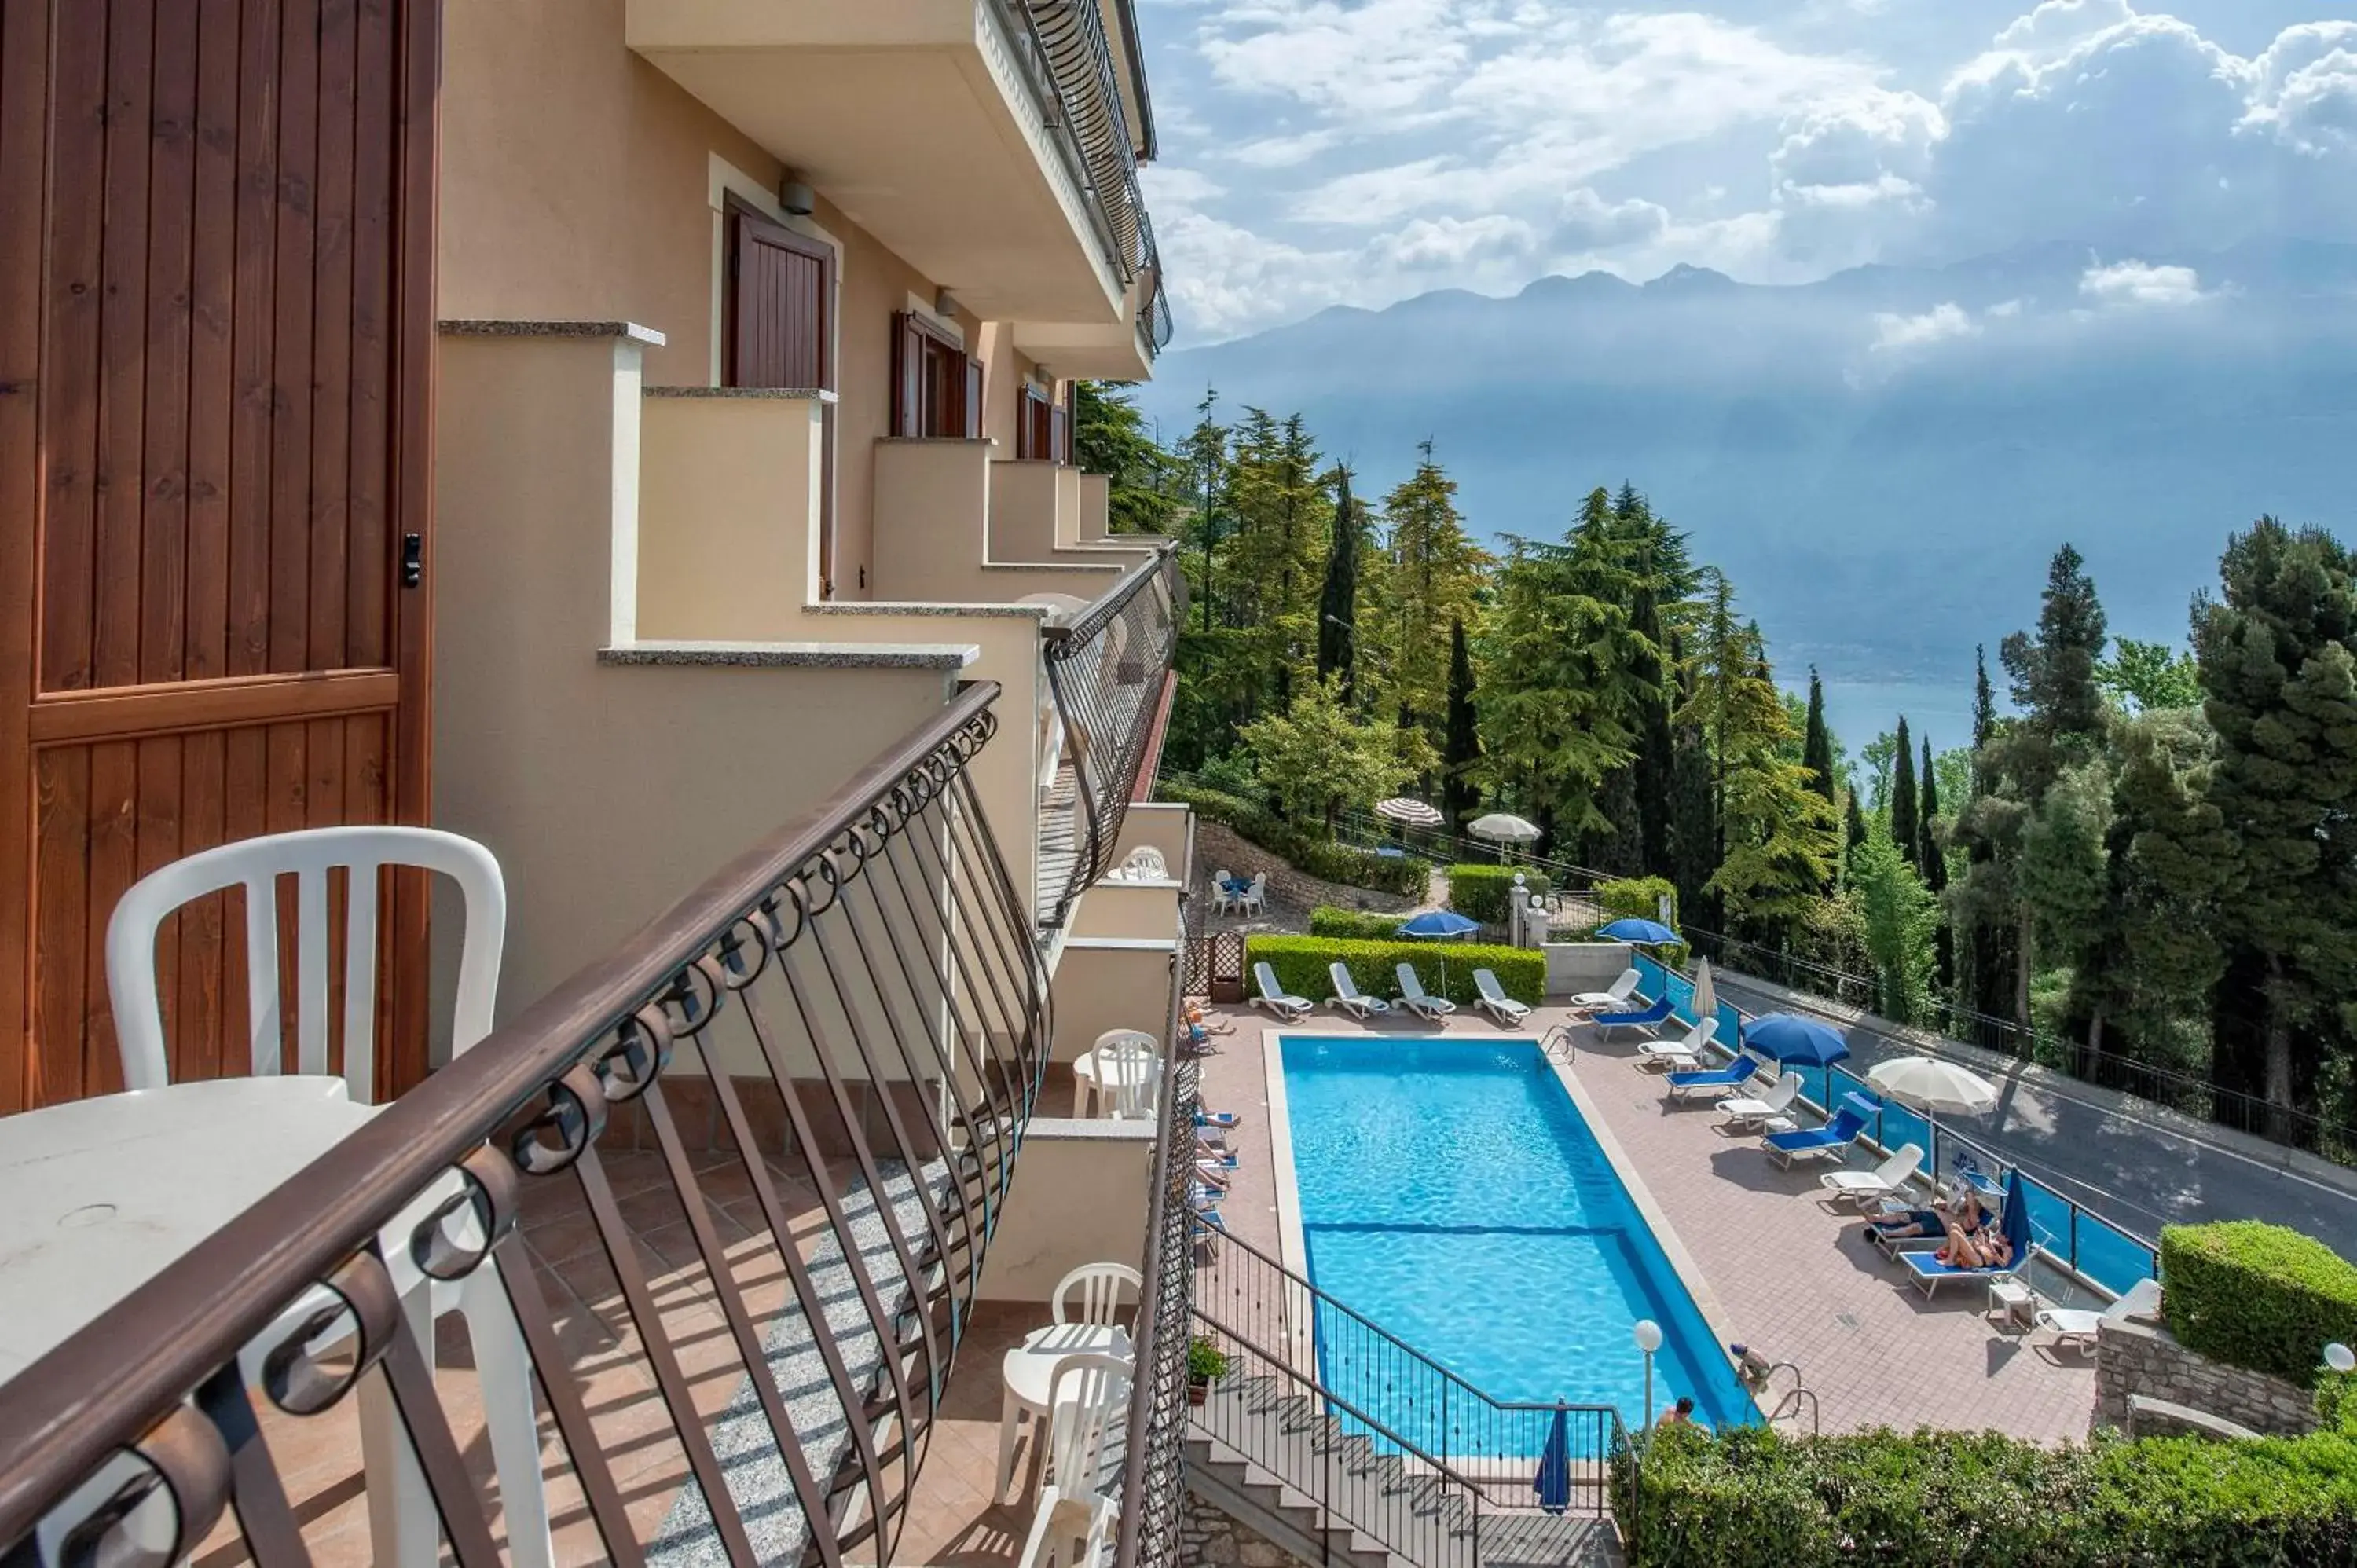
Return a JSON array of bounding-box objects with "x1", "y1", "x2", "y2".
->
[
  {"x1": 2194, "y1": 518, "x2": 2357, "y2": 1137},
  {"x1": 1890, "y1": 716, "x2": 1919, "y2": 868},
  {"x1": 1666, "y1": 632, "x2": 1721, "y2": 925},
  {"x1": 1315, "y1": 465, "x2": 1362, "y2": 701},
  {"x1": 1180, "y1": 390, "x2": 1228, "y2": 634},
  {"x1": 1441, "y1": 618, "x2": 1481, "y2": 828},
  {"x1": 1366, "y1": 442, "x2": 1486, "y2": 774},
  {"x1": 1626, "y1": 518, "x2": 1678, "y2": 877},
  {"x1": 1802, "y1": 669, "x2": 1836, "y2": 804},
  {"x1": 1072, "y1": 382, "x2": 1182, "y2": 534},
  {"x1": 1846, "y1": 792, "x2": 1868, "y2": 861}
]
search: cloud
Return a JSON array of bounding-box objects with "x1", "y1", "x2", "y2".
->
[
  {"x1": 2242, "y1": 24, "x2": 2357, "y2": 156},
  {"x1": 2079, "y1": 258, "x2": 2212, "y2": 306},
  {"x1": 1367, "y1": 214, "x2": 1537, "y2": 271},
  {"x1": 1871, "y1": 302, "x2": 1981, "y2": 350},
  {"x1": 1549, "y1": 189, "x2": 1672, "y2": 251}
]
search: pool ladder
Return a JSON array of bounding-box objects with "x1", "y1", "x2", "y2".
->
[
  {"x1": 1760, "y1": 1361, "x2": 1821, "y2": 1435},
  {"x1": 1541, "y1": 1024, "x2": 1580, "y2": 1064}
]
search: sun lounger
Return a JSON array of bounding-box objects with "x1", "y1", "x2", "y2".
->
[
  {"x1": 1593, "y1": 995, "x2": 1672, "y2": 1042},
  {"x1": 1328, "y1": 962, "x2": 1391, "y2": 1019},
  {"x1": 1394, "y1": 963, "x2": 1457, "y2": 1021},
  {"x1": 1665, "y1": 1049, "x2": 1763, "y2": 1101},
  {"x1": 1473, "y1": 968, "x2": 1531, "y2": 1026},
  {"x1": 1252, "y1": 962, "x2": 1314, "y2": 1021},
  {"x1": 1570, "y1": 967, "x2": 1642, "y2": 1011},
  {"x1": 1718, "y1": 1072, "x2": 1802, "y2": 1130},
  {"x1": 2035, "y1": 1277, "x2": 2162, "y2": 1352},
  {"x1": 1763, "y1": 1105, "x2": 1870, "y2": 1169},
  {"x1": 1637, "y1": 1018, "x2": 1720, "y2": 1071},
  {"x1": 1901, "y1": 1227, "x2": 2030, "y2": 1299},
  {"x1": 1820, "y1": 1143, "x2": 1925, "y2": 1208}
]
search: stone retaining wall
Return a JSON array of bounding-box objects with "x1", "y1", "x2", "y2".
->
[
  {"x1": 1180, "y1": 1486, "x2": 1315, "y2": 1568},
  {"x1": 1189, "y1": 821, "x2": 1425, "y2": 918},
  {"x1": 2094, "y1": 1317, "x2": 2319, "y2": 1437}
]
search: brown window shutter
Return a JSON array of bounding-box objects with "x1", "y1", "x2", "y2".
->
[
  {"x1": 728, "y1": 207, "x2": 831, "y2": 389},
  {"x1": 1052, "y1": 404, "x2": 1071, "y2": 465},
  {"x1": 891, "y1": 311, "x2": 925, "y2": 437},
  {"x1": 964, "y1": 356, "x2": 984, "y2": 439}
]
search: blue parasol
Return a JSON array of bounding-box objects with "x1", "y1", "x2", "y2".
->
[
  {"x1": 1599, "y1": 918, "x2": 1677, "y2": 945},
  {"x1": 1742, "y1": 1013, "x2": 1853, "y2": 1068},
  {"x1": 1398, "y1": 910, "x2": 1480, "y2": 939},
  {"x1": 2000, "y1": 1168, "x2": 2030, "y2": 1269},
  {"x1": 1534, "y1": 1404, "x2": 1571, "y2": 1515}
]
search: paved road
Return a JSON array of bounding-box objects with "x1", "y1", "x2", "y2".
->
[{"x1": 1713, "y1": 971, "x2": 2357, "y2": 1260}]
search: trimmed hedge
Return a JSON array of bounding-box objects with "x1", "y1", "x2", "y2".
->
[
  {"x1": 1246, "y1": 935, "x2": 1545, "y2": 1007},
  {"x1": 1447, "y1": 863, "x2": 1549, "y2": 924},
  {"x1": 1614, "y1": 1422, "x2": 2357, "y2": 1568},
  {"x1": 1307, "y1": 906, "x2": 1413, "y2": 941},
  {"x1": 1158, "y1": 782, "x2": 1427, "y2": 897},
  {"x1": 1596, "y1": 875, "x2": 1678, "y2": 928},
  {"x1": 2161, "y1": 1221, "x2": 2357, "y2": 1388}
]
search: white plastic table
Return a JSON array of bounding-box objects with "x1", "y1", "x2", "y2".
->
[
  {"x1": 1070, "y1": 1043, "x2": 1159, "y2": 1117},
  {"x1": 993, "y1": 1320, "x2": 1131, "y2": 1500},
  {"x1": 0, "y1": 1075, "x2": 379, "y2": 1383}
]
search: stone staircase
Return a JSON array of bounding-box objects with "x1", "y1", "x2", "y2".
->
[{"x1": 1186, "y1": 1374, "x2": 1622, "y2": 1568}]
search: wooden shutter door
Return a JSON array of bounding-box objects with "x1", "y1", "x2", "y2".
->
[
  {"x1": 0, "y1": 0, "x2": 442, "y2": 1111},
  {"x1": 728, "y1": 208, "x2": 831, "y2": 390},
  {"x1": 963, "y1": 357, "x2": 984, "y2": 439},
  {"x1": 890, "y1": 311, "x2": 926, "y2": 438}
]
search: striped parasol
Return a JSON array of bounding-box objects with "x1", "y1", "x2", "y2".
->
[{"x1": 1373, "y1": 797, "x2": 1444, "y2": 827}]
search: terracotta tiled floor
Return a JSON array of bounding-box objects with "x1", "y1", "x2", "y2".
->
[{"x1": 1192, "y1": 1003, "x2": 2102, "y2": 1446}]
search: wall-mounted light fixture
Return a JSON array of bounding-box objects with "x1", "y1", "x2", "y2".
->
[
  {"x1": 933, "y1": 288, "x2": 960, "y2": 320},
  {"x1": 779, "y1": 178, "x2": 815, "y2": 217}
]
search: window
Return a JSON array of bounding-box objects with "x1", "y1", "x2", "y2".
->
[
  {"x1": 725, "y1": 205, "x2": 833, "y2": 390},
  {"x1": 891, "y1": 310, "x2": 981, "y2": 438},
  {"x1": 1017, "y1": 385, "x2": 1072, "y2": 463}
]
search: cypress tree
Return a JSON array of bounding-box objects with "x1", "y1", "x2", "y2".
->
[
  {"x1": 1916, "y1": 736, "x2": 1945, "y2": 890},
  {"x1": 1802, "y1": 669, "x2": 1836, "y2": 804},
  {"x1": 1846, "y1": 791, "x2": 1869, "y2": 863},
  {"x1": 1666, "y1": 633, "x2": 1721, "y2": 926},
  {"x1": 1315, "y1": 465, "x2": 1361, "y2": 702},
  {"x1": 1890, "y1": 716, "x2": 1919, "y2": 865},
  {"x1": 1441, "y1": 617, "x2": 1481, "y2": 828}
]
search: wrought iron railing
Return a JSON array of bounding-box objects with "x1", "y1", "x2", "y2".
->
[
  {"x1": 985, "y1": 0, "x2": 1157, "y2": 291},
  {"x1": 1113, "y1": 897, "x2": 1197, "y2": 1568},
  {"x1": 1040, "y1": 550, "x2": 1183, "y2": 927},
  {"x1": 1193, "y1": 1225, "x2": 1629, "y2": 1564},
  {"x1": 0, "y1": 681, "x2": 1052, "y2": 1568}
]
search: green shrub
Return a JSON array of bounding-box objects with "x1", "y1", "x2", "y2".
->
[
  {"x1": 1446, "y1": 864, "x2": 1549, "y2": 923},
  {"x1": 1245, "y1": 935, "x2": 1544, "y2": 1007},
  {"x1": 1596, "y1": 875, "x2": 1678, "y2": 928},
  {"x1": 1307, "y1": 906, "x2": 1412, "y2": 941},
  {"x1": 2161, "y1": 1221, "x2": 2357, "y2": 1387},
  {"x1": 2319, "y1": 1370, "x2": 2357, "y2": 1434},
  {"x1": 1158, "y1": 782, "x2": 1425, "y2": 897},
  {"x1": 1615, "y1": 1422, "x2": 2357, "y2": 1568}
]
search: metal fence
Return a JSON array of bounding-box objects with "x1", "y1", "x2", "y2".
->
[
  {"x1": 1042, "y1": 551, "x2": 1183, "y2": 928},
  {"x1": 0, "y1": 682, "x2": 1052, "y2": 1568}
]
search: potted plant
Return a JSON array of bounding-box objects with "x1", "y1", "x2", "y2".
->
[{"x1": 1187, "y1": 1335, "x2": 1230, "y2": 1406}]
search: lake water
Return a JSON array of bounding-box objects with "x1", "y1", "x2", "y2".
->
[{"x1": 1802, "y1": 676, "x2": 1996, "y2": 766}]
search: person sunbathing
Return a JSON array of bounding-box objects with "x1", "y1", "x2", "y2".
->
[
  {"x1": 1936, "y1": 1216, "x2": 2007, "y2": 1268},
  {"x1": 1869, "y1": 1192, "x2": 1984, "y2": 1240}
]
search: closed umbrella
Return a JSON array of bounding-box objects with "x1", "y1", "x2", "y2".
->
[
  {"x1": 1374, "y1": 796, "x2": 1444, "y2": 827},
  {"x1": 1741, "y1": 1013, "x2": 1853, "y2": 1069},
  {"x1": 1868, "y1": 1055, "x2": 2000, "y2": 1116},
  {"x1": 1692, "y1": 958, "x2": 1717, "y2": 1024},
  {"x1": 1534, "y1": 1405, "x2": 1571, "y2": 1515}
]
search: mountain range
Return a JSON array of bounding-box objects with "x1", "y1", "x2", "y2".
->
[{"x1": 1135, "y1": 240, "x2": 2357, "y2": 741}]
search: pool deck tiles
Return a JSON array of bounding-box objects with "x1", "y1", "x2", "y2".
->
[{"x1": 1194, "y1": 1004, "x2": 2102, "y2": 1446}]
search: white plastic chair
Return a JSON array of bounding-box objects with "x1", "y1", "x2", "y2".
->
[
  {"x1": 1210, "y1": 868, "x2": 1238, "y2": 914},
  {"x1": 1238, "y1": 873, "x2": 1267, "y2": 915},
  {"x1": 1098, "y1": 1040, "x2": 1160, "y2": 1121},
  {"x1": 107, "y1": 826, "x2": 550, "y2": 1568},
  {"x1": 1117, "y1": 845, "x2": 1167, "y2": 881},
  {"x1": 1017, "y1": 1354, "x2": 1131, "y2": 1568},
  {"x1": 1052, "y1": 1261, "x2": 1142, "y2": 1332}
]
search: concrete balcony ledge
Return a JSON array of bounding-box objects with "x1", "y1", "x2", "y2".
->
[
  {"x1": 646, "y1": 384, "x2": 838, "y2": 402},
  {"x1": 806, "y1": 600, "x2": 1050, "y2": 621},
  {"x1": 599, "y1": 639, "x2": 979, "y2": 671},
  {"x1": 440, "y1": 318, "x2": 668, "y2": 346}
]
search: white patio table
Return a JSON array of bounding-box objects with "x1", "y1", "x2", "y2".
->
[{"x1": 992, "y1": 1319, "x2": 1132, "y2": 1500}]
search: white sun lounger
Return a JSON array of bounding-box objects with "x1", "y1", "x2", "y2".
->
[
  {"x1": 2036, "y1": 1277, "x2": 2162, "y2": 1353},
  {"x1": 1636, "y1": 1017, "x2": 1717, "y2": 1070},
  {"x1": 1393, "y1": 963, "x2": 1457, "y2": 1021},
  {"x1": 1570, "y1": 967, "x2": 1640, "y2": 1011},
  {"x1": 1473, "y1": 968, "x2": 1530, "y2": 1026},
  {"x1": 1328, "y1": 962, "x2": 1391, "y2": 1020},
  {"x1": 1819, "y1": 1143, "x2": 1925, "y2": 1209},
  {"x1": 1252, "y1": 962, "x2": 1313, "y2": 1021},
  {"x1": 1717, "y1": 1072, "x2": 1802, "y2": 1131}
]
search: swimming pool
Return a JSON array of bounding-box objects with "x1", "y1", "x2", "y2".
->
[{"x1": 1277, "y1": 1035, "x2": 1756, "y2": 1447}]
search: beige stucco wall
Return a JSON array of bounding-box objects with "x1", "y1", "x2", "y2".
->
[
  {"x1": 1076, "y1": 473, "x2": 1111, "y2": 541},
  {"x1": 871, "y1": 441, "x2": 996, "y2": 599},
  {"x1": 636, "y1": 394, "x2": 827, "y2": 638},
  {"x1": 1114, "y1": 803, "x2": 1194, "y2": 876},
  {"x1": 429, "y1": 331, "x2": 960, "y2": 1022},
  {"x1": 977, "y1": 1121, "x2": 1155, "y2": 1302},
  {"x1": 1048, "y1": 937, "x2": 1178, "y2": 1063},
  {"x1": 989, "y1": 461, "x2": 1063, "y2": 560},
  {"x1": 1069, "y1": 881, "x2": 1183, "y2": 943}
]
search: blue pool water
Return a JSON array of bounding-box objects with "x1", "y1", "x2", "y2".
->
[{"x1": 1280, "y1": 1036, "x2": 1757, "y2": 1445}]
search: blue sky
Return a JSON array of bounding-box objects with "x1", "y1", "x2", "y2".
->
[{"x1": 1134, "y1": 0, "x2": 2357, "y2": 340}]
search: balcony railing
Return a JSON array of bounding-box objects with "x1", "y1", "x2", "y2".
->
[
  {"x1": 1039, "y1": 550, "x2": 1184, "y2": 927},
  {"x1": 0, "y1": 681, "x2": 1052, "y2": 1568}
]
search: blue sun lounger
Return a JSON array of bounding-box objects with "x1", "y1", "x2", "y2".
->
[
  {"x1": 1593, "y1": 995, "x2": 1673, "y2": 1041},
  {"x1": 1666, "y1": 1050, "x2": 1765, "y2": 1100},
  {"x1": 1762, "y1": 1098, "x2": 1874, "y2": 1168}
]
